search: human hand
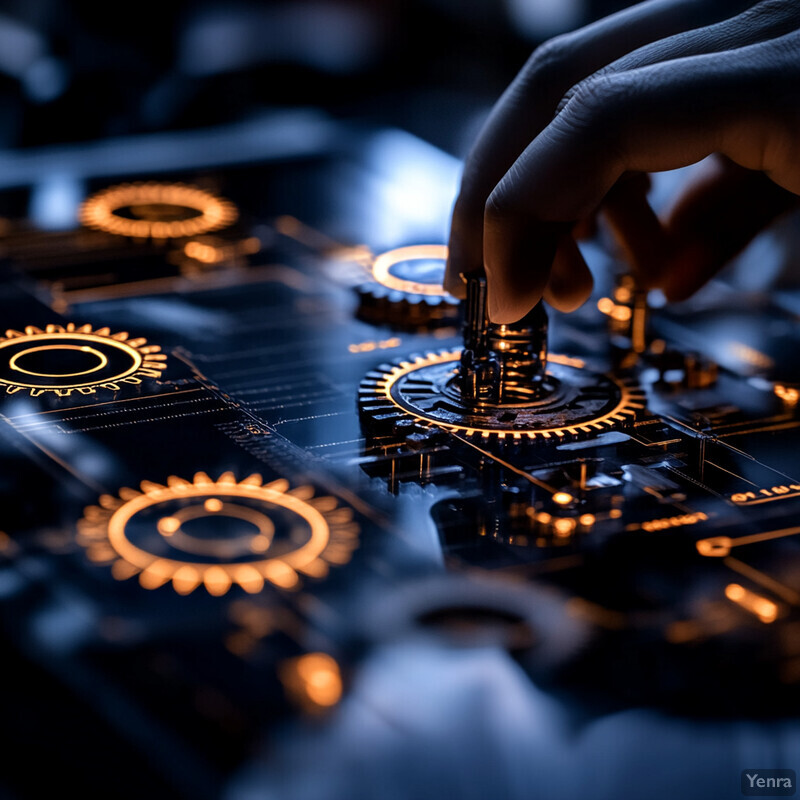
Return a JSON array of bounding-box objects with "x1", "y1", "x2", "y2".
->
[{"x1": 445, "y1": 0, "x2": 800, "y2": 323}]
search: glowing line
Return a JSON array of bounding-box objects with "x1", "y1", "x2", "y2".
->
[
  {"x1": 705, "y1": 461, "x2": 758, "y2": 486},
  {"x1": 723, "y1": 556, "x2": 800, "y2": 606},
  {"x1": 697, "y1": 526, "x2": 800, "y2": 557}
]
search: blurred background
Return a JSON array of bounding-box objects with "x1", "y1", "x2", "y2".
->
[{"x1": 0, "y1": 0, "x2": 635, "y2": 156}]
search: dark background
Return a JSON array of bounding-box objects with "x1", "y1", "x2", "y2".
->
[{"x1": 0, "y1": 0, "x2": 634, "y2": 156}]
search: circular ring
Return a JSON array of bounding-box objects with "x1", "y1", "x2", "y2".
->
[
  {"x1": 371, "y1": 245, "x2": 451, "y2": 297},
  {"x1": 80, "y1": 182, "x2": 238, "y2": 239},
  {"x1": 0, "y1": 324, "x2": 166, "y2": 397},
  {"x1": 77, "y1": 473, "x2": 361, "y2": 596},
  {"x1": 9, "y1": 345, "x2": 109, "y2": 378},
  {"x1": 359, "y1": 349, "x2": 646, "y2": 443}
]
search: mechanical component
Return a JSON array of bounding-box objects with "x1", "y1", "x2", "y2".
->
[
  {"x1": 650, "y1": 347, "x2": 719, "y2": 391},
  {"x1": 0, "y1": 323, "x2": 166, "y2": 397},
  {"x1": 80, "y1": 182, "x2": 238, "y2": 239},
  {"x1": 77, "y1": 472, "x2": 360, "y2": 596},
  {"x1": 459, "y1": 274, "x2": 550, "y2": 404},
  {"x1": 602, "y1": 273, "x2": 650, "y2": 361},
  {"x1": 355, "y1": 245, "x2": 460, "y2": 329},
  {"x1": 359, "y1": 349, "x2": 644, "y2": 444},
  {"x1": 359, "y1": 271, "x2": 646, "y2": 443}
]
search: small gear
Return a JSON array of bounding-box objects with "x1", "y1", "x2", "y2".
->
[
  {"x1": 0, "y1": 323, "x2": 166, "y2": 397},
  {"x1": 355, "y1": 245, "x2": 459, "y2": 329},
  {"x1": 80, "y1": 181, "x2": 238, "y2": 240},
  {"x1": 77, "y1": 472, "x2": 360, "y2": 596},
  {"x1": 359, "y1": 348, "x2": 646, "y2": 444}
]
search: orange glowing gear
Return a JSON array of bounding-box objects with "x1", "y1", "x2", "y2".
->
[
  {"x1": 359, "y1": 349, "x2": 646, "y2": 443},
  {"x1": 0, "y1": 324, "x2": 166, "y2": 397},
  {"x1": 79, "y1": 181, "x2": 238, "y2": 239},
  {"x1": 77, "y1": 472, "x2": 360, "y2": 596},
  {"x1": 355, "y1": 245, "x2": 460, "y2": 329}
]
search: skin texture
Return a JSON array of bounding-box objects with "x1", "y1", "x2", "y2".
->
[{"x1": 445, "y1": 0, "x2": 800, "y2": 323}]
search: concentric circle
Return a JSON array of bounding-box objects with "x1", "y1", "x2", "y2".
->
[
  {"x1": 0, "y1": 324, "x2": 166, "y2": 396},
  {"x1": 359, "y1": 349, "x2": 646, "y2": 443},
  {"x1": 80, "y1": 182, "x2": 238, "y2": 239},
  {"x1": 77, "y1": 472, "x2": 360, "y2": 595}
]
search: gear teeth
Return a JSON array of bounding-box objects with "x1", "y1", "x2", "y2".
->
[
  {"x1": 77, "y1": 473, "x2": 360, "y2": 596},
  {"x1": 359, "y1": 348, "x2": 648, "y2": 448},
  {"x1": 0, "y1": 324, "x2": 167, "y2": 397}
]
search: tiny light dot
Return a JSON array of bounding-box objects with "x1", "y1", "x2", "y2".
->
[{"x1": 158, "y1": 516, "x2": 180, "y2": 535}]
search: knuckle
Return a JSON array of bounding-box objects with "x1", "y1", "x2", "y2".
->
[
  {"x1": 520, "y1": 33, "x2": 577, "y2": 89},
  {"x1": 484, "y1": 190, "x2": 513, "y2": 227},
  {"x1": 558, "y1": 73, "x2": 633, "y2": 133}
]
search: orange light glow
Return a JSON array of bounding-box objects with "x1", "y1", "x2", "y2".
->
[
  {"x1": 0, "y1": 324, "x2": 166, "y2": 397},
  {"x1": 610, "y1": 306, "x2": 632, "y2": 322},
  {"x1": 280, "y1": 652, "x2": 343, "y2": 711},
  {"x1": 77, "y1": 473, "x2": 360, "y2": 596},
  {"x1": 553, "y1": 517, "x2": 576, "y2": 537},
  {"x1": 348, "y1": 337, "x2": 402, "y2": 354},
  {"x1": 368, "y1": 349, "x2": 644, "y2": 442},
  {"x1": 728, "y1": 342, "x2": 774, "y2": 370},
  {"x1": 775, "y1": 384, "x2": 800, "y2": 403},
  {"x1": 184, "y1": 236, "x2": 260, "y2": 264},
  {"x1": 696, "y1": 536, "x2": 732, "y2": 557},
  {"x1": 552, "y1": 492, "x2": 574, "y2": 506},
  {"x1": 724, "y1": 583, "x2": 779, "y2": 623},
  {"x1": 597, "y1": 297, "x2": 615, "y2": 315},
  {"x1": 80, "y1": 182, "x2": 238, "y2": 239},
  {"x1": 641, "y1": 511, "x2": 708, "y2": 532},
  {"x1": 370, "y1": 244, "x2": 450, "y2": 296}
]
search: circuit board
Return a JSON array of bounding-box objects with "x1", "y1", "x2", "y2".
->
[{"x1": 2, "y1": 114, "x2": 800, "y2": 800}]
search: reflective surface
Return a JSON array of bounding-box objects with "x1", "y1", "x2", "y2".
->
[{"x1": 0, "y1": 115, "x2": 799, "y2": 800}]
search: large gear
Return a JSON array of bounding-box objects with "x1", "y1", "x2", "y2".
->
[
  {"x1": 80, "y1": 181, "x2": 238, "y2": 240},
  {"x1": 77, "y1": 472, "x2": 360, "y2": 596},
  {"x1": 0, "y1": 323, "x2": 166, "y2": 397},
  {"x1": 359, "y1": 348, "x2": 646, "y2": 444}
]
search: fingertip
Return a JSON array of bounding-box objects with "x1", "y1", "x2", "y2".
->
[
  {"x1": 487, "y1": 288, "x2": 540, "y2": 324},
  {"x1": 542, "y1": 236, "x2": 594, "y2": 313},
  {"x1": 483, "y1": 217, "x2": 561, "y2": 324},
  {"x1": 443, "y1": 266, "x2": 467, "y2": 299},
  {"x1": 657, "y1": 239, "x2": 720, "y2": 303}
]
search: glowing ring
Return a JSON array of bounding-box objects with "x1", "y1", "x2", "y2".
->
[
  {"x1": 0, "y1": 324, "x2": 166, "y2": 396},
  {"x1": 107, "y1": 482, "x2": 330, "y2": 573},
  {"x1": 80, "y1": 182, "x2": 238, "y2": 239},
  {"x1": 371, "y1": 245, "x2": 450, "y2": 297},
  {"x1": 9, "y1": 345, "x2": 109, "y2": 378},
  {"x1": 76, "y1": 473, "x2": 361, "y2": 595}
]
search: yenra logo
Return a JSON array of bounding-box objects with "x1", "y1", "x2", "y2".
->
[{"x1": 742, "y1": 770, "x2": 796, "y2": 797}]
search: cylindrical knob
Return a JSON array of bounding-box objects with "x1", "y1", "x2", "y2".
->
[{"x1": 459, "y1": 273, "x2": 549, "y2": 405}]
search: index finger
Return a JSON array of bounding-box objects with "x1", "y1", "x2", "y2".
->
[{"x1": 444, "y1": 0, "x2": 755, "y2": 296}]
